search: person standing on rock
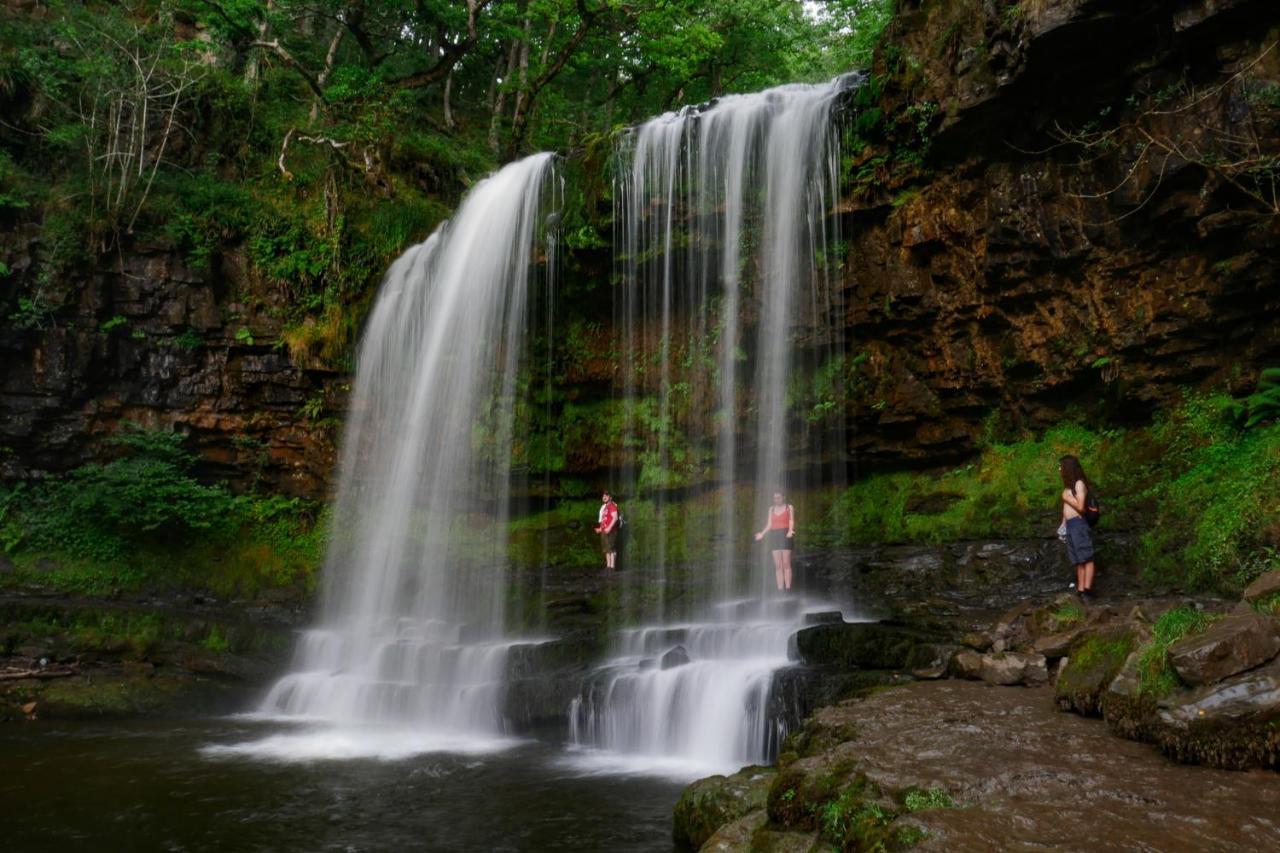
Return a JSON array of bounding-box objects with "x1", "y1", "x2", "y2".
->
[
  {"x1": 1058, "y1": 455, "x2": 1096, "y2": 602},
  {"x1": 595, "y1": 491, "x2": 620, "y2": 572},
  {"x1": 754, "y1": 491, "x2": 795, "y2": 591}
]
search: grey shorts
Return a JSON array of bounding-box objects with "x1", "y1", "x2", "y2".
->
[{"x1": 1065, "y1": 517, "x2": 1094, "y2": 565}]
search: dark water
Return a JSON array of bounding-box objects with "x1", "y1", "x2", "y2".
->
[{"x1": 0, "y1": 719, "x2": 686, "y2": 853}]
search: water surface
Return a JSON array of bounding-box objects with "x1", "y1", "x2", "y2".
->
[{"x1": 1, "y1": 719, "x2": 685, "y2": 852}]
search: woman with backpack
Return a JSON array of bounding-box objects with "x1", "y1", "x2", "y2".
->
[{"x1": 1058, "y1": 455, "x2": 1099, "y2": 601}]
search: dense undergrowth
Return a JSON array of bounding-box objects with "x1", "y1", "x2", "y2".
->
[
  {"x1": 832, "y1": 393, "x2": 1280, "y2": 593},
  {"x1": 0, "y1": 425, "x2": 325, "y2": 598}
]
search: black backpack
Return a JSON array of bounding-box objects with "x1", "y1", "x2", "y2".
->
[{"x1": 1082, "y1": 491, "x2": 1101, "y2": 528}]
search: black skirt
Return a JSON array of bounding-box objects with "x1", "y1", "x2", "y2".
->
[{"x1": 765, "y1": 529, "x2": 793, "y2": 551}]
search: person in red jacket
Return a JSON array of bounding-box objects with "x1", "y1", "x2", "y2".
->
[
  {"x1": 594, "y1": 491, "x2": 620, "y2": 571},
  {"x1": 754, "y1": 491, "x2": 795, "y2": 591}
]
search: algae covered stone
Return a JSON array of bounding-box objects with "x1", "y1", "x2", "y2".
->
[
  {"x1": 673, "y1": 764, "x2": 776, "y2": 850},
  {"x1": 1055, "y1": 630, "x2": 1135, "y2": 716}
]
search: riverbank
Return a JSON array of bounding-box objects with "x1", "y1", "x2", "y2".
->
[
  {"x1": 677, "y1": 573, "x2": 1280, "y2": 850},
  {"x1": 678, "y1": 679, "x2": 1280, "y2": 852},
  {"x1": 0, "y1": 590, "x2": 299, "y2": 721}
]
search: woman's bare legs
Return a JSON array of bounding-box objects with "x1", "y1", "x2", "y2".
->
[
  {"x1": 772, "y1": 550, "x2": 785, "y2": 590},
  {"x1": 781, "y1": 550, "x2": 793, "y2": 590}
]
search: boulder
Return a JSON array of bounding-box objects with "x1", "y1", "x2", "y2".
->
[
  {"x1": 673, "y1": 765, "x2": 775, "y2": 850},
  {"x1": 993, "y1": 600, "x2": 1034, "y2": 644},
  {"x1": 1153, "y1": 660, "x2": 1280, "y2": 769},
  {"x1": 767, "y1": 744, "x2": 862, "y2": 830},
  {"x1": 908, "y1": 644, "x2": 957, "y2": 680},
  {"x1": 1055, "y1": 630, "x2": 1135, "y2": 716},
  {"x1": 793, "y1": 622, "x2": 940, "y2": 671},
  {"x1": 699, "y1": 809, "x2": 768, "y2": 851},
  {"x1": 1167, "y1": 612, "x2": 1280, "y2": 686},
  {"x1": 1100, "y1": 650, "x2": 1159, "y2": 742},
  {"x1": 950, "y1": 649, "x2": 984, "y2": 680},
  {"x1": 661, "y1": 645, "x2": 691, "y2": 670},
  {"x1": 803, "y1": 611, "x2": 843, "y2": 626},
  {"x1": 979, "y1": 651, "x2": 1048, "y2": 686},
  {"x1": 1243, "y1": 571, "x2": 1280, "y2": 605},
  {"x1": 1033, "y1": 627, "x2": 1083, "y2": 659}
]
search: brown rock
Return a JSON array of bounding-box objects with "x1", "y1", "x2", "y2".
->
[
  {"x1": 700, "y1": 809, "x2": 768, "y2": 852},
  {"x1": 21, "y1": 701, "x2": 37, "y2": 715},
  {"x1": 951, "y1": 649, "x2": 983, "y2": 680},
  {"x1": 1034, "y1": 628, "x2": 1083, "y2": 659},
  {"x1": 980, "y1": 652, "x2": 1048, "y2": 686},
  {"x1": 1243, "y1": 571, "x2": 1280, "y2": 604},
  {"x1": 1168, "y1": 613, "x2": 1280, "y2": 687},
  {"x1": 1154, "y1": 660, "x2": 1280, "y2": 770}
]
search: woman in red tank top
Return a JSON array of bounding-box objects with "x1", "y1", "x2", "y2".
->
[{"x1": 754, "y1": 491, "x2": 795, "y2": 591}]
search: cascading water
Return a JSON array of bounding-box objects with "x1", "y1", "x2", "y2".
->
[
  {"x1": 569, "y1": 75, "x2": 858, "y2": 772},
  {"x1": 238, "y1": 153, "x2": 560, "y2": 756}
]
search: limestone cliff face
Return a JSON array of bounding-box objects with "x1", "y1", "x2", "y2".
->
[{"x1": 2, "y1": 0, "x2": 1278, "y2": 496}]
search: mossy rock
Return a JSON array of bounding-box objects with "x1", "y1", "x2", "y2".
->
[
  {"x1": 1055, "y1": 629, "x2": 1135, "y2": 716},
  {"x1": 1151, "y1": 660, "x2": 1280, "y2": 769},
  {"x1": 794, "y1": 622, "x2": 940, "y2": 671},
  {"x1": 767, "y1": 744, "x2": 862, "y2": 830},
  {"x1": 673, "y1": 764, "x2": 775, "y2": 850},
  {"x1": 1100, "y1": 650, "x2": 1160, "y2": 742}
]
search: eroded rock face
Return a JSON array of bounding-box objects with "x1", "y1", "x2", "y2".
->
[
  {"x1": 0, "y1": 236, "x2": 339, "y2": 496},
  {"x1": 1167, "y1": 612, "x2": 1280, "y2": 686}
]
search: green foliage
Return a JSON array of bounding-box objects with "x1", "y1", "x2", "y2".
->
[
  {"x1": 1234, "y1": 368, "x2": 1280, "y2": 429},
  {"x1": 834, "y1": 423, "x2": 1103, "y2": 544},
  {"x1": 903, "y1": 787, "x2": 955, "y2": 812},
  {"x1": 0, "y1": 425, "x2": 325, "y2": 597},
  {"x1": 1050, "y1": 600, "x2": 1085, "y2": 627},
  {"x1": 1135, "y1": 396, "x2": 1280, "y2": 591},
  {"x1": 1135, "y1": 607, "x2": 1219, "y2": 697},
  {"x1": 835, "y1": 392, "x2": 1280, "y2": 593}
]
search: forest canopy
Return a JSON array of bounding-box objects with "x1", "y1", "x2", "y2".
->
[{"x1": 0, "y1": 0, "x2": 892, "y2": 359}]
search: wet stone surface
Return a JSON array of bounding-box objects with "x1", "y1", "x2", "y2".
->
[{"x1": 827, "y1": 681, "x2": 1280, "y2": 851}]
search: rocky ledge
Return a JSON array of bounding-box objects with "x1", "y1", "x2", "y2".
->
[
  {"x1": 677, "y1": 571, "x2": 1280, "y2": 850},
  {"x1": 675, "y1": 680, "x2": 1280, "y2": 852}
]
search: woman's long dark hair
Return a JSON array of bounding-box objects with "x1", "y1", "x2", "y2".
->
[{"x1": 1059, "y1": 455, "x2": 1090, "y2": 491}]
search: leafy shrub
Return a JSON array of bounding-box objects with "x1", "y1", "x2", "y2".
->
[{"x1": 18, "y1": 425, "x2": 233, "y2": 560}]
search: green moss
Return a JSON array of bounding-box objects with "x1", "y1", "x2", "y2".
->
[
  {"x1": 1134, "y1": 607, "x2": 1220, "y2": 698},
  {"x1": 1056, "y1": 632, "x2": 1135, "y2": 716},
  {"x1": 1049, "y1": 601, "x2": 1085, "y2": 627},
  {"x1": 1253, "y1": 591, "x2": 1280, "y2": 616},
  {"x1": 903, "y1": 788, "x2": 955, "y2": 812}
]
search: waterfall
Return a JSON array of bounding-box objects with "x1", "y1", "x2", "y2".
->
[
  {"x1": 570, "y1": 75, "x2": 857, "y2": 772},
  {"x1": 251, "y1": 153, "x2": 559, "y2": 749}
]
